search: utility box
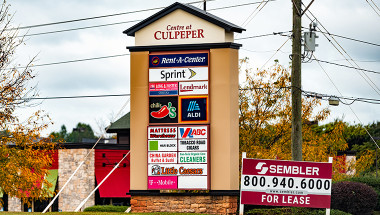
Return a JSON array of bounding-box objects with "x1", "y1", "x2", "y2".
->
[{"x1": 304, "y1": 32, "x2": 318, "y2": 52}]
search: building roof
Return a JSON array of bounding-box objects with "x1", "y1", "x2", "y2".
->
[
  {"x1": 106, "y1": 112, "x2": 130, "y2": 133},
  {"x1": 123, "y1": 2, "x2": 245, "y2": 36}
]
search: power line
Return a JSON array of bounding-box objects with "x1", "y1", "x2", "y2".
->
[
  {"x1": 9, "y1": 0, "x2": 217, "y2": 31},
  {"x1": 364, "y1": 0, "x2": 380, "y2": 17},
  {"x1": 19, "y1": 94, "x2": 130, "y2": 101},
  {"x1": 303, "y1": 6, "x2": 380, "y2": 97},
  {"x1": 14, "y1": 53, "x2": 129, "y2": 69},
  {"x1": 20, "y1": 20, "x2": 141, "y2": 37},
  {"x1": 301, "y1": 27, "x2": 380, "y2": 47},
  {"x1": 315, "y1": 59, "x2": 380, "y2": 75},
  {"x1": 19, "y1": 1, "x2": 274, "y2": 38},
  {"x1": 236, "y1": 31, "x2": 291, "y2": 40}
]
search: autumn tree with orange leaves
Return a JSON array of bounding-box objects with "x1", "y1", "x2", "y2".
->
[
  {"x1": 0, "y1": 1, "x2": 56, "y2": 205},
  {"x1": 239, "y1": 59, "x2": 373, "y2": 180}
]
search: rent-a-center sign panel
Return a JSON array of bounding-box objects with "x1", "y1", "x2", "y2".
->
[
  {"x1": 241, "y1": 158, "x2": 332, "y2": 209},
  {"x1": 147, "y1": 125, "x2": 209, "y2": 190}
]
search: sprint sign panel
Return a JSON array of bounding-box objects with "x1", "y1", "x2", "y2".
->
[{"x1": 241, "y1": 158, "x2": 332, "y2": 209}]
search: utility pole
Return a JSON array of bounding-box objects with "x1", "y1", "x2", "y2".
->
[{"x1": 291, "y1": 0, "x2": 302, "y2": 161}]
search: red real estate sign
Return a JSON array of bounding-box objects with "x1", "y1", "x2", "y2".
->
[{"x1": 241, "y1": 158, "x2": 332, "y2": 209}]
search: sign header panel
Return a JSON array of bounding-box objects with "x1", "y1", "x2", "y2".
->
[
  {"x1": 149, "y1": 53, "x2": 208, "y2": 68},
  {"x1": 149, "y1": 67, "x2": 208, "y2": 82}
]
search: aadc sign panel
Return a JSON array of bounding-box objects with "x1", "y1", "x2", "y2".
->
[{"x1": 241, "y1": 158, "x2": 332, "y2": 209}]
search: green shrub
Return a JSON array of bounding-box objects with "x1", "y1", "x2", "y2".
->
[
  {"x1": 331, "y1": 181, "x2": 377, "y2": 215},
  {"x1": 346, "y1": 176, "x2": 380, "y2": 211},
  {"x1": 83, "y1": 205, "x2": 129, "y2": 212},
  {"x1": 246, "y1": 207, "x2": 350, "y2": 215}
]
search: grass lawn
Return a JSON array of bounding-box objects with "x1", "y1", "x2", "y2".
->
[{"x1": 0, "y1": 213, "x2": 203, "y2": 215}]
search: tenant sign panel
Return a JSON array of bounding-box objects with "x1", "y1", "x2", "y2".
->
[
  {"x1": 147, "y1": 125, "x2": 209, "y2": 190},
  {"x1": 240, "y1": 158, "x2": 332, "y2": 209}
]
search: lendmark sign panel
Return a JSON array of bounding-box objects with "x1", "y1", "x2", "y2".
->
[
  {"x1": 179, "y1": 81, "x2": 208, "y2": 95},
  {"x1": 241, "y1": 158, "x2": 332, "y2": 209},
  {"x1": 148, "y1": 125, "x2": 209, "y2": 190}
]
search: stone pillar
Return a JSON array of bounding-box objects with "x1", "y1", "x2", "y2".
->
[
  {"x1": 58, "y1": 149, "x2": 95, "y2": 211},
  {"x1": 8, "y1": 197, "x2": 21, "y2": 212}
]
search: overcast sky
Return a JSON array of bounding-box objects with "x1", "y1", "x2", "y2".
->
[{"x1": 8, "y1": 0, "x2": 380, "y2": 136}]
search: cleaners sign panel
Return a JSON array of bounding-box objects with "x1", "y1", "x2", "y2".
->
[
  {"x1": 240, "y1": 158, "x2": 332, "y2": 209},
  {"x1": 147, "y1": 125, "x2": 209, "y2": 190}
]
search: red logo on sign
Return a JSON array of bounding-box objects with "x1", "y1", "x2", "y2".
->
[{"x1": 152, "y1": 56, "x2": 160, "y2": 65}]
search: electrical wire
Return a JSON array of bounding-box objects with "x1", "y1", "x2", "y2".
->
[
  {"x1": 303, "y1": 7, "x2": 380, "y2": 97},
  {"x1": 18, "y1": 1, "x2": 273, "y2": 38},
  {"x1": 20, "y1": 19, "x2": 141, "y2": 37},
  {"x1": 18, "y1": 94, "x2": 130, "y2": 101},
  {"x1": 9, "y1": 0, "x2": 212, "y2": 31},
  {"x1": 364, "y1": 0, "x2": 380, "y2": 17},
  {"x1": 14, "y1": 53, "x2": 129, "y2": 69},
  {"x1": 301, "y1": 27, "x2": 380, "y2": 47},
  {"x1": 259, "y1": 37, "x2": 290, "y2": 71},
  {"x1": 315, "y1": 59, "x2": 380, "y2": 75}
]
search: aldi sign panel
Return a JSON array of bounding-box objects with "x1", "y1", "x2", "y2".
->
[
  {"x1": 240, "y1": 158, "x2": 332, "y2": 209},
  {"x1": 149, "y1": 53, "x2": 208, "y2": 68},
  {"x1": 149, "y1": 67, "x2": 208, "y2": 82},
  {"x1": 179, "y1": 96, "x2": 208, "y2": 123}
]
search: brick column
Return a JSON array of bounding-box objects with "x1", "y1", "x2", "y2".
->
[
  {"x1": 58, "y1": 149, "x2": 95, "y2": 211},
  {"x1": 8, "y1": 197, "x2": 21, "y2": 212}
]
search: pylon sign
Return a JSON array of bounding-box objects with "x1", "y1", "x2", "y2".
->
[{"x1": 148, "y1": 50, "x2": 210, "y2": 190}]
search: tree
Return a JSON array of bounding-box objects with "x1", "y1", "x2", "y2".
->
[
  {"x1": 238, "y1": 59, "x2": 373, "y2": 180},
  {"x1": 66, "y1": 123, "x2": 97, "y2": 142},
  {"x1": 50, "y1": 123, "x2": 97, "y2": 143},
  {"x1": 0, "y1": 1, "x2": 56, "y2": 206}
]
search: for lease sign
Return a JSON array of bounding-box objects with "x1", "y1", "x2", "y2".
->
[{"x1": 241, "y1": 158, "x2": 332, "y2": 209}]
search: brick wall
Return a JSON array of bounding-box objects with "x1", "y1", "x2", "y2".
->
[
  {"x1": 131, "y1": 195, "x2": 238, "y2": 214},
  {"x1": 58, "y1": 149, "x2": 95, "y2": 211}
]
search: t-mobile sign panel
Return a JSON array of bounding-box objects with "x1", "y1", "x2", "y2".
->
[{"x1": 240, "y1": 158, "x2": 332, "y2": 209}]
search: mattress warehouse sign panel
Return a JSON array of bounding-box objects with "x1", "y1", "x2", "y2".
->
[
  {"x1": 147, "y1": 126, "x2": 209, "y2": 190},
  {"x1": 240, "y1": 158, "x2": 332, "y2": 209}
]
